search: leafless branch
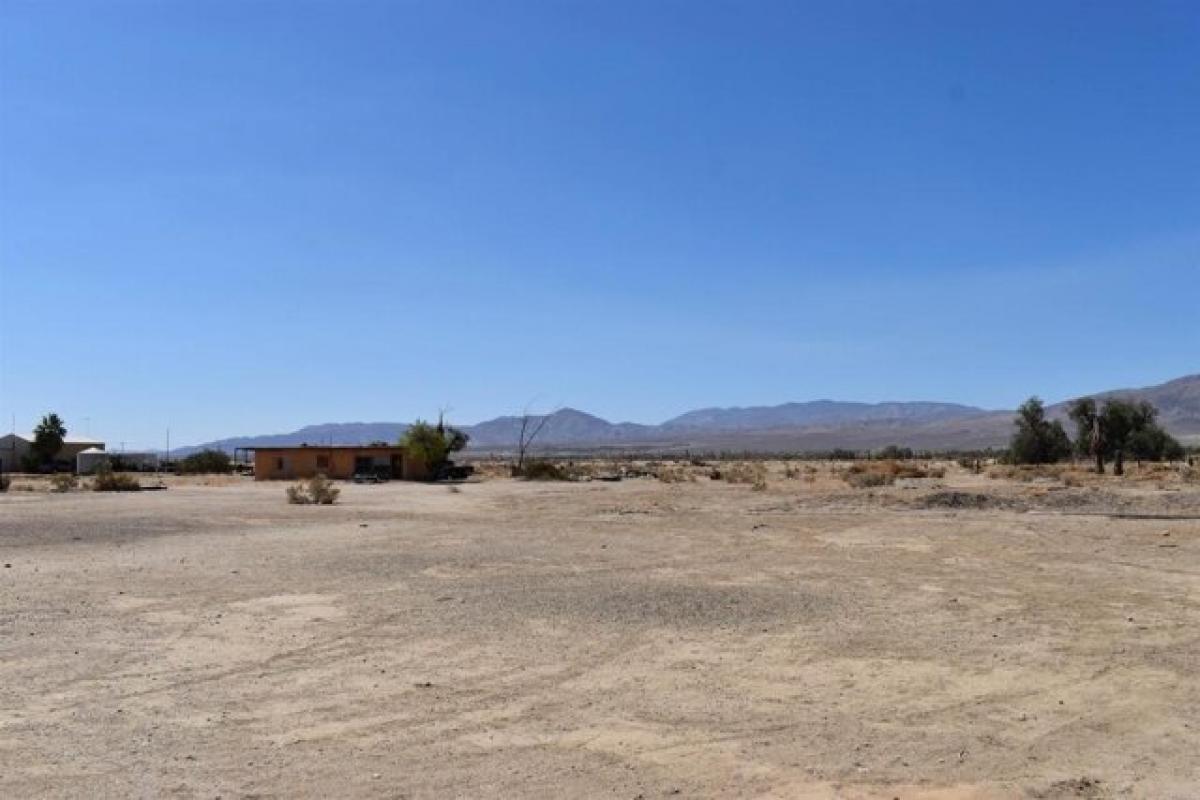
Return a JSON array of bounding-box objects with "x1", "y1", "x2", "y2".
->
[{"x1": 516, "y1": 402, "x2": 558, "y2": 471}]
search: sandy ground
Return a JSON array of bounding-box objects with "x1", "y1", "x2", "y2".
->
[{"x1": 1, "y1": 468, "x2": 1199, "y2": 799}]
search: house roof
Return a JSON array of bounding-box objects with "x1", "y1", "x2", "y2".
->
[
  {"x1": 3, "y1": 433, "x2": 105, "y2": 445},
  {"x1": 245, "y1": 444, "x2": 406, "y2": 451}
]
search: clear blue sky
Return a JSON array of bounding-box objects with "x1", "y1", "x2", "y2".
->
[{"x1": 1, "y1": 1, "x2": 1197, "y2": 448}]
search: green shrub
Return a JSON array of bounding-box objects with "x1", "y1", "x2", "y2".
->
[
  {"x1": 93, "y1": 467, "x2": 141, "y2": 492},
  {"x1": 0, "y1": 473, "x2": 9, "y2": 492},
  {"x1": 179, "y1": 449, "x2": 233, "y2": 474},
  {"x1": 515, "y1": 460, "x2": 569, "y2": 481}
]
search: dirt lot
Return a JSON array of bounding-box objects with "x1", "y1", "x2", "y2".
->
[{"x1": 2, "y1": 466, "x2": 1199, "y2": 799}]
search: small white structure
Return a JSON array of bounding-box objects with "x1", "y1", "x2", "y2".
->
[{"x1": 76, "y1": 448, "x2": 111, "y2": 475}]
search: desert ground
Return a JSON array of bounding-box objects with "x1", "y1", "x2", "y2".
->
[{"x1": 1, "y1": 463, "x2": 1199, "y2": 799}]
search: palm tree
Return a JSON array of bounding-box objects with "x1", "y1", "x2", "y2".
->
[{"x1": 32, "y1": 413, "x2": 67, "y2": 467}]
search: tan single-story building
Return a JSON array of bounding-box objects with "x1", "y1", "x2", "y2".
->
[
  {"x1": 0, "y1": 433, "x2": 106, "y2": 473},
  {"x1": 249, "y1": 445, "x2": 428, "y2": 481}
]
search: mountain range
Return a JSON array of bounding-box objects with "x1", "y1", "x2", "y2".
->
[{"x1": 178, "y1": 373, "x2": 1200, "y2": 456}]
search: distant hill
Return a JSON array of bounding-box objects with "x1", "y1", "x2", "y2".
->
[
  {"x1": 885, "y1": 373, "x2": 1200, "y2": 450},
  {"x1": 662, "y1": 400, "x2": 990, "y2": 431},
  {"x1": 175, "y1": 422, "x2": 411, "y2": 456},
  {"x1": 1057, "y1": 373, "x2": 1200, "y2": 437},
  {"x1": 464, "y1": 408, "x2": 662, "y2": 447},
  {"x1": 177, "y1": 373, "x2": 1200, "y2": 455}
]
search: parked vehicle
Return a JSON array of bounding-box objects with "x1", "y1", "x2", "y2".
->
[
  {"x1": 435, "y1": 463, "x2": 475, "y2": 481},
  {"x1": 353, "y1": 467, "x2": 391, "y2": 484}
]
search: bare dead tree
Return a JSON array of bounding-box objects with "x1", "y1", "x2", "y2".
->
[{"x1": 516, "y1": 404, "x2": 556, "y2": 473}]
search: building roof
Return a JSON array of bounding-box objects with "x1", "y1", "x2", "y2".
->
[
  {"x1": 2, "y1": 433, "x2": 105, "y2": 445},
  {"x1": 246, "y1": 444, "x2": 407, "y2": 451}
]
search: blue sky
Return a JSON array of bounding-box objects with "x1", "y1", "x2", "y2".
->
[{"x1": 1, "y1": 1, "x2": 1197, "y2": 448}]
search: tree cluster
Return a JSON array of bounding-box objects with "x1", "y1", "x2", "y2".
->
[
  {"x1": 1010, "y1": 396, "x2": 1183, "y2": 473},
  {"x1": 1067, "y1": 398, "x2": 1183, "y2": 474},
  {"x1": 1008, "y1": 398, "x2": 1073, "y2": 465},
  {"x1": 179, "y1": 449, "x2": 233, "y2": 474}
]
